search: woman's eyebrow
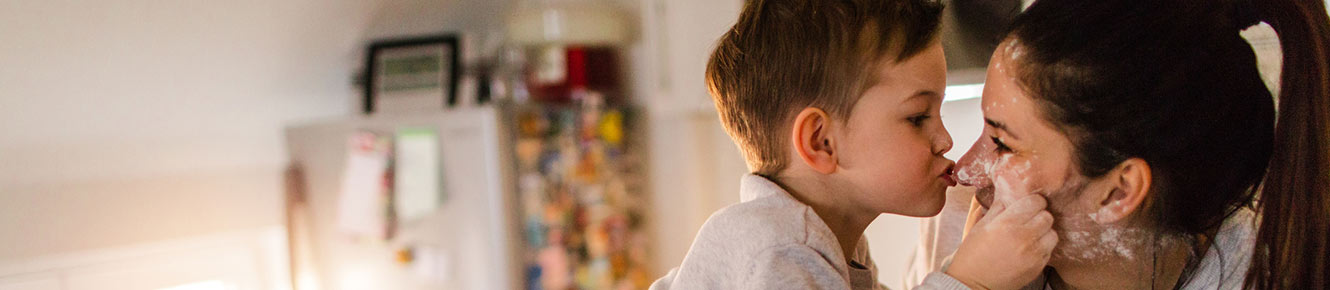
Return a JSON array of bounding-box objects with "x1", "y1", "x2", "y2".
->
[{"x1": 985, "y1": 118, "x2": 1021, "y2": 140}]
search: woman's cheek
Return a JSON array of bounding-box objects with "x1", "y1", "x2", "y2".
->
[{"x1": 992, "y1": 155, "x2": 1037, "y2": 206}]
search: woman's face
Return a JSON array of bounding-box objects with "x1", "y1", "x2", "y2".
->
[
  {"x1": 956, "y1": 41, "x2": 1142, "y2": 264},
  {"x1": 955, "y1": 43, "x2": 1086, "y2": 212}
]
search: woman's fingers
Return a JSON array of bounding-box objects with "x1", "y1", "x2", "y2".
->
[
  {"x1": 978, "y1": 198, "x2": 1009, "y2": 228},
  {"x1": 1027, "y1": 211, "x2": 1054, "y2": 229},
  {"x1": 1001, "y1": 194, "x2": 1047, "y2": 221},
  {"x1": 1037, "y1": 230, "x2": 1059, "y2": 261}
]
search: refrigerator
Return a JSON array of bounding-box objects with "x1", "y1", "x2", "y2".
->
[{"x1": 283, "y1": 102, "x2": 650, "y2": 290}]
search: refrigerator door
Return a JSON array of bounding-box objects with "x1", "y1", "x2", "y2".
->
[{"x1": 284, "y1": 107, "x2": 519, "y2": 290}]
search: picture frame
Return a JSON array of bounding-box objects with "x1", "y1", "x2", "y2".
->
[{"x1": 363, "y1": 34, "x2": 461, "y2": 114}]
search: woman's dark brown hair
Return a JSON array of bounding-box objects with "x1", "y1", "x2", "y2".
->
[
  {"x1": 1245, "y1": 1, "x2": 1330, "y2": 288},
  {"x1": 1007, "y1": 0, "x2": 1329, "y2": 288}
]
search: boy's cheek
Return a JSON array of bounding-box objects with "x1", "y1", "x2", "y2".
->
[
  {"x1": 909, "y1": 184, "x2": 950, "y2": 216},
  {"x1": 925, "y1": 192, "x2": 948, "y2": 215}
]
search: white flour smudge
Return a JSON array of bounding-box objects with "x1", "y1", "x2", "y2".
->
[
  {"x1": 1056, "y1": 222, "x2": 1135, "y2": 261},
  {"x1": 956, "y1": 153, "x2": 995, "y2": 186},
  {"x1": 1004, "y1": 39, "x2": 1024, "y2": 61},
  {"x1": 991, "y1": 156, "x2": 1034, "y2": 206},
  {"x1": 1053, "y1": 214, "x2": 1184, "y2": 262}
]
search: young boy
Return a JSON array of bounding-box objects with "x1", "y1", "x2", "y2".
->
[{"x1": 650, "y1": 0, "x2": 1057, "y2": 289}]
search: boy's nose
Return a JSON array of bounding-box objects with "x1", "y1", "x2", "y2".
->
[{"x1": 933, "y1": 125, "x2": 954, "y2": 156}]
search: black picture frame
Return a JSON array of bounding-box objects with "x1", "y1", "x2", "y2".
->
[{"x1": 363, "y1": 34, "x2": 461, "y2": 114}]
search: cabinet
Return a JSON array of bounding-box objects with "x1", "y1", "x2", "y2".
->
[{"x1": 639, "y1": 0, "x2": 743, "y2": 115}]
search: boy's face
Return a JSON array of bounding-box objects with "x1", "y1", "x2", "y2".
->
[{"x1": 832, "y1": 41, "x2": 954, "y2": 217}]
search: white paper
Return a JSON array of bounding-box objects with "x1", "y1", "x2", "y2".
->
[
  {"x1": 394, "y1": 128, "x2": 443, "y2": 222},
  {"x1": 412, "y1": 245, "x2": 452, "y2": 285},
  {"x1": 337, "y1": 132, "x2": 390, "y2": 238}
]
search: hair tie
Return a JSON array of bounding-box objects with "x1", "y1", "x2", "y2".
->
[{"x1": 1239, "y1": 22, "x2": 1282, "y2": 112}]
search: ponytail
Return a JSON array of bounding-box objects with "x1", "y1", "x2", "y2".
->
[{"x1": 1246, "y1": 0, "x2": 1330, "y2": 289}]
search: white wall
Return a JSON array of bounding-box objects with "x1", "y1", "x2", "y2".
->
[{"x1": 0, "y1": 0, "x2": 379, "y2": 279}]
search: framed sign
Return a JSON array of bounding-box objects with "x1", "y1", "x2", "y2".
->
[{"x1": 364, "y1": 35, "x2": 460, "y2": 114}]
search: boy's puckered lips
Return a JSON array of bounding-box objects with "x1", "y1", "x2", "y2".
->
[{"x1": 941, "y1": 163, "x2": 958, "y2": 187}]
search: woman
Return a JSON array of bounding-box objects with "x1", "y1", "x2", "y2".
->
[{"x1": 919, "y1": 0, "x2": 1328, "y2": 288}]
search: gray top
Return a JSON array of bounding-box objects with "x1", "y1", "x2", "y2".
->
[
  {"x1": 651, "y1": 174, "x2": 970, "y2": 290},
  {"x1": 1178, "y1": 207, "x2": 1256, "y2": 289}
]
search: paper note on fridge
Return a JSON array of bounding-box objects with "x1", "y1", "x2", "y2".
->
[
  {"x1": 394, "y1": 127, "x2": 444, "y2": 222},
  {"x1": 337, "y1": 131, "x2": 390, "y2": 239}
]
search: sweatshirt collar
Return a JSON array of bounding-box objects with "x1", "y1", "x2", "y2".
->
[{"x1": 739, "y1": 174, "x2": 786, "y2": 202}]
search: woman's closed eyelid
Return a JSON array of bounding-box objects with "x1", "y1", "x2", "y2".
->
[{"x1": 991, "y1": 135, "x2": 1013, "y2": 153}]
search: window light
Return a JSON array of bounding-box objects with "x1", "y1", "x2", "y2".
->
[{"x1": 944, "y1": 83, "x2": 984, "y2": 102}]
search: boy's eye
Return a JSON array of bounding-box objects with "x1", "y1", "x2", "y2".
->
[
  {"x1": 990, "y1": 136, "x2": 1013, "y2": 153},
  {"x1": 907, "y1": 114, "x2": 931, "y2": 126}
]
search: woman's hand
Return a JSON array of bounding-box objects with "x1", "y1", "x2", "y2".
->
[
  {"x1": 962, "y1": 197, "x2": 984, "y2": 240},
  {"x1": 945, "y1": 194, "x2": 1057, "y2": 290}
]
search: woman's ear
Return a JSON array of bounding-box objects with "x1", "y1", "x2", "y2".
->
[
  {"x1": 1090, "y1": 158, "x2": 1152, "y2": 224},
  {"x1": 792, "y1": 107, "x2": 838, "y2": 174}
]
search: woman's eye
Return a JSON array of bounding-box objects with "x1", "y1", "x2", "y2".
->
[{"x1": 991, "y1": 136, "x2": 1013, "y2": 153}]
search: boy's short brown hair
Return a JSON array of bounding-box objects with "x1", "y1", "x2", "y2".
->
[{"x1": 707, "y1": 0, "x2": 944, "y2": 176}]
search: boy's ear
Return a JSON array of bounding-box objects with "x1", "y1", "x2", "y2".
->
[
  {"x1": 792, "y1": 107, "x2": 838, "y2": 174},
  {"x1": 1089, "y1": 158, "x2": 1152, "y2": 224}
]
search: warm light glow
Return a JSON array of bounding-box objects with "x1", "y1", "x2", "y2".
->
[
  {"x1": 339, "y1": 265, "x2": 377, "y2": 290},
  {"x1": 158, "y1": 280, "x2": 231, "y2": 290},
  {"x1": 296, "y1": 268, "x2": 322, "y2": 290},
  {"x1": 944, "y1": 83, "x2": 985, "y2": 102}
]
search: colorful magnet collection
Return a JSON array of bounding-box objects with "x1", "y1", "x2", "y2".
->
[{"x1": 515, "y1": 95, "x2": 650, "y2": 290}]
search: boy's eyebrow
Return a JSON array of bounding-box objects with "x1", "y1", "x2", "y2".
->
[
  {"x1": 904, "y1": 90, "x2": 942, "y2": 102},
  {"x1": 985, "y1": 118, "x2": 1021, "y2": 140}
]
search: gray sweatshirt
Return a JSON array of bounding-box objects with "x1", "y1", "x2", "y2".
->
[{"x1": 650, "y1": 174, "x2": 970, "y2": 290}]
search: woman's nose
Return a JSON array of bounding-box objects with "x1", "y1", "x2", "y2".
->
[{"x1": 955, "y1": 138, "x2": 995, "y2": 187}]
